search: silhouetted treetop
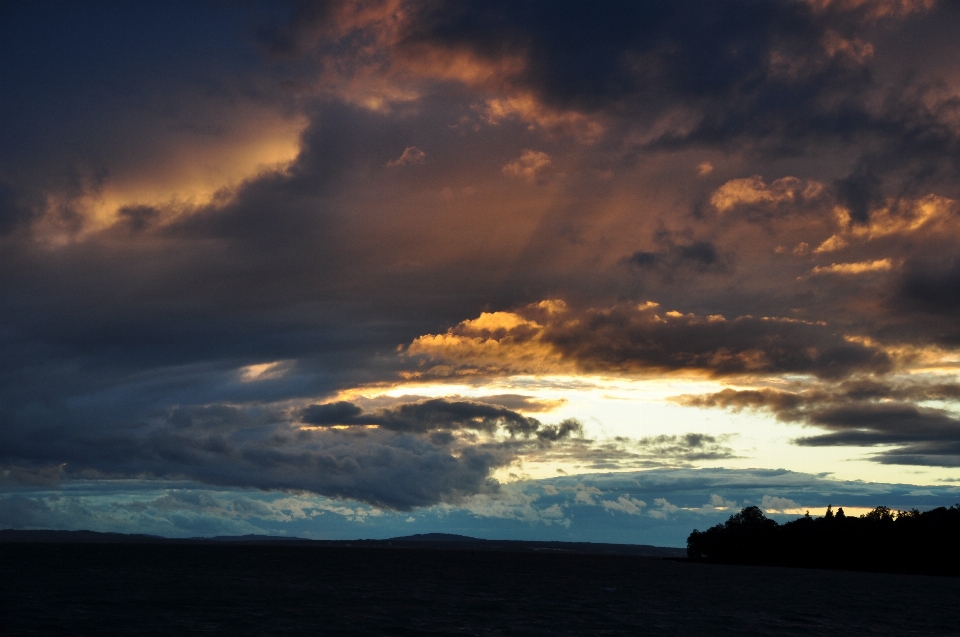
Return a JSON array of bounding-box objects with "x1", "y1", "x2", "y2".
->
[{"x1": 687, "y1": 504, "x2": 960, "y2": 575}]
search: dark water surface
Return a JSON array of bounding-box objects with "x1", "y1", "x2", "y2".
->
[{"x1": 2, "y1": 544, "x2": 958, "y2": 636}]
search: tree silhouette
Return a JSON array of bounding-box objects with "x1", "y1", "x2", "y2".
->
[{"x1": 686, "y1": 504, "x2": 960, "y2": 575}]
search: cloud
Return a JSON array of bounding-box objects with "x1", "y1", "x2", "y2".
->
[
  {"x1": 4, "y1": 467, "x2": 958, "y2": 546},
  {"x1": 395, "y1": 0, "x2": 891, "y2": 149},
  {"x1": 761, "y1": 495, "x2": 802, "y2": 512},
  {"x1": 502, "y1": 150, "x2": 551, "y2": 181},
  {"x1": 808, "y1": 258, "x2": 895, "y2": 276},
  {"x1": 627, "y1": 240, "x2": 731, "y2": 276},
  {"x1": 675, "y1": 381, "x2": 960, "y2": 466},
  {"x1": 631, "y1": 434, "x2": 739, "y2": 463},
  {"x1": 301, "y1": 398, "x2": 564, "y2": 437},
  {"x1": 711, "y1": 176, "x2": 824, "y2": 213},
  {"x1": 387, "y1": 146, "x2": 426, "y2": 167},
  {"x1": 345, "y1": 393, "x2": 566, "y2": 414},
  {"x1": 648, "y1": 498, "x2": 680, "y2": 519},
  {"x1": 469, "y1": 394, "x2": 566, "y2": 413},
  {"x1": 601, "y1": 495, "x2": 646, "y2": 515},
  {"x1": 0, "y1": 395, "x2": 609, "y2": 511},
  {"x1": 455, "y1": 484, "x2": 570, "y2": 525},
  {"x1": 896, "y1": 259, "x2": 960, "y2": 316},
  {"x1": 407, "y1": 300, "x2": 892, "y2": 379},
  {"x1": 524, "y1": 433, "x2": 738, "y2": 472},
  {"x1": 804, "y1": 0, "x2": 936, "y2": 21},
  {"x1": 702, "y1": 494, "x2": 739, "y2": 511}
]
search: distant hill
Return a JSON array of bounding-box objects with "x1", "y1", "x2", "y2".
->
[
  {"x1": 0, "y1": 529, "x2": 166, "y2": 543},
  {"x1": 388, "y1": 533, "x2": 478, "y2": 542},
  {"x1": 209, "y1": 535, "x2": 306, "y2": 542},
  {"x1": 0, "y1": 529, "x2": 301, "y2": 544},
  {"x1": 0, "y1": 528, "x2": 685, "y2": 557}
]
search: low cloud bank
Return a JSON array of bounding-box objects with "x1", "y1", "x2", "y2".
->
[{"x1": 4, "y1": 468, "x2": 957, "y2": 547}]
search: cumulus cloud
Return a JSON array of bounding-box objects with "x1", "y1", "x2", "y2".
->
[
  {"x1": 502, "y1": 150, "x2": 552, "y2": 182},
  {"x1": 808, "y1": 258, "x2": 895, "y2": 276},
  {"x1": 761, "y1": 495, "x2": 803, "y2": 512},
  {"x1": 648, "y1": 498, "x2": 680, "y2": 519},
  {"x1": 701, "y1": 494, "x2": 738, "y2": 511},
  {"x1": 711, "y1": 176, "x2": 824, "y2": 213},
  {"x1": 407, "y1": 300, "x2": 892, "y2": 379},
  {"x1": 601, "y1": 495, "x2": 646, "y2": 515}
]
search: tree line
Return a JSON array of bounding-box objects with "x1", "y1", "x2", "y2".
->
[{"x1": 687, "y1": 504, "x2": 960, "y2": 575}]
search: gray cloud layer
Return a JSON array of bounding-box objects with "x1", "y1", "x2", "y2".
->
[
  {"x1": 678, "y1": 380, "x2": 960, "y2": 466},
  {"x1": 3, "y1": 397, "x2": 588, "y2": 509}
]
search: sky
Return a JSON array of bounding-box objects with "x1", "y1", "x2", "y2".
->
[{"x1": 3, "y1": 0, "x2": 960, "y2": 547}]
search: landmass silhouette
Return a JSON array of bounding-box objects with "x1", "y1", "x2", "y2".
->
[{"x1": 687, "y1": 504, "x2": 960, "y2": 575}]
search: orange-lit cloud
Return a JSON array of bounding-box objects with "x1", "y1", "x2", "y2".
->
[
  {"x1": 711, "y1": 176, "x2": 824, "y2": 213},
  {"x1": 808, "y1": 258, "x2": 895, "y2": 276},
  {"x1": 407, "y1": 300, "x2": 892, "y2": 380},
  {"x1": 33, "y1": 108, "x2": 307, "y2": 239},
  {"x1": 804, "y1": 0, "x2": 936, "y2": 19},
  {"x1": 502, "y1": 150, "x2": 552, "y2": 182},
  {"x1": 814, "y1": 195, "x2": 959, "y2": 253}
]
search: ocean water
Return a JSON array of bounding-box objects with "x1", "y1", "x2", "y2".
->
[{"x1": 2, "y1": 544, "x2": 958, "y2": 636}]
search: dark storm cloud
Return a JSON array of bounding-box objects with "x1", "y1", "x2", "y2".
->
[
  {"x1": 547, "y1": 309, "x2": 891, "y2": 379},
  {"x1": 677, "y1": 381, "x2": 960, "y2": 465},
  {"x1": 400, "y1": 0, "x2": 822, "y2": 111},
  {"x1": 413, "y1": 302, "x2": 893, "y2": 379},
  {"x1": 894, "y1": 258, "x2": 960, "y2": 318},
  {"x1": 302, "y1": 398, "x2": 587, "y2": 441},
  {"x1": 1, "y1": 398, "x2": 508, "y2": 510},
  {"x1": 255, "y1": 0, "x2": 347, "y2": 58},
  {"x1": 114, "y1": 205, "x2": 161, "y2": 234},
  {"x1": 301, "y1": 398, "x2": 543, "y2": 435},
  {"x1": 393, "y1": 0, "x2": 960, "y2": 214},
  {"x1": 0, "y1": 86, "x2": 568, "y2": 513},
  {"x1": 0, "y1": 396, "x2": 587, "y2": 509},
  {"x1": 0, "y1": 2, "x2": 302, "y2": 209},
  {"x1": 3, "y1": 0, "x2": 960, "y2": 513},
  {"x1": 396, "y1": 0, "x2": 947, "y2": 136},
  {"x1": 873, "y1": 255, "x2": 960, "y2": 346},
  {"x1": 345, "y1": 393, "x2": 566, "y2": 413},
  {"x1": 626, "y1": 239, "x2": 731, "y2": 276},
  {"x1": 834, "y1": 164, "x2": 884, "y2": 224}
]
